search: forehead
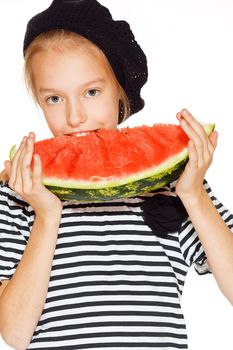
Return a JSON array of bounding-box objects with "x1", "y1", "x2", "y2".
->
[{"x1": 31, "y1": 45, "x2": 116, "y2": 88}]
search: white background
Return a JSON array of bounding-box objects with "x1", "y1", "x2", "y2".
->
[{"x1": 0, "y1": 0, "x2": 233, "y2": 349}]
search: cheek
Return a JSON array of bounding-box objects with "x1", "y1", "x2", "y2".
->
[
  {"x1": 94, "y1": 108, "x2": 118, "y2": 126},
  {"x1": 42, "y1": 109, "x2": 65, "y2": 135},
  {"x1": 93, "y1": 94, "x2": 119, "y2": 123}
]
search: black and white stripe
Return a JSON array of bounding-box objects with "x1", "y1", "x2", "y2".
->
[{"x1": 0, "y1": 180, "x2": 232, "y2": 349}]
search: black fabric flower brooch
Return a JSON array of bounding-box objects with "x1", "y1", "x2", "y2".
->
[{"x1": 140, "y1": 193, "x2": 189, "y2": 238}]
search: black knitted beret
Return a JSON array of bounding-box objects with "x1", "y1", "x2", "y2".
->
[{"x1": 23, "y1": 0, "x2": 148, "y2": 117}]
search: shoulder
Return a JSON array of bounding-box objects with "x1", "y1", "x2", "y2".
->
[{"x1": 0, "y1": 168, "x2": 8, "y2": 183}]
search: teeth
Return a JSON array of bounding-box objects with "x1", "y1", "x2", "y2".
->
[
  {"x1": 75, "y1": 132, "x2": 88, "y2": 137},
  {"x1": 66, "y1": 130, "x2": 99, "y2": 137}
]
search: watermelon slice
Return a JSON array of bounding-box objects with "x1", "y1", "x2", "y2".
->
[{"x1": 9, "y1": 123, "x2": 215, "y2": 202}]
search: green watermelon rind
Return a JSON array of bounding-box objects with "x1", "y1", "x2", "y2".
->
[
  {"x1": 9, "y1": 144, "x2": 17, "y2": 161},
  {"x1": 46, "y1": 156, "x2": 188, "y2": 202},
  {"x1": 9, "y1": 123, "x2": 215, "y2": 202}
]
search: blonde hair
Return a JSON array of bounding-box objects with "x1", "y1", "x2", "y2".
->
[{"x1": 23, "y1": 29, "x2": 130, "y2": 123}]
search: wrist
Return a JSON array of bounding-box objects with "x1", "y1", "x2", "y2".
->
[
  {"x1": 34, "y1": 210, "x2": 62, "y2": 225},
  {"x1": 177, "y1": 187, "x2": 207, "y2": 208},
  {"x1": 34, "y1": 202, "x2": 63, "y2": 221}
]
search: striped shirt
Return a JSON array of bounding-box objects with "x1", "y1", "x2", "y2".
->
[{"x1": 0, "y1": 179, "x2": 232, "y2": 350}]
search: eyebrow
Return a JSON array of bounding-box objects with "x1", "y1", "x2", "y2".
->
[{"x1": 39, "y1": 78, "x2": 106, "y2": 94}]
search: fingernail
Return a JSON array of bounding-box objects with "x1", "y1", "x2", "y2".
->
[
  {"x1": 177, "y1": 113, "x2": 183, "y2": 120},
  {"x1": 182, "y1": 109, "x2": 188, "y2": 115}
]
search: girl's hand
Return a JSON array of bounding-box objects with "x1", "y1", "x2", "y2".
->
[
  {"x1": 0, "y1": 167, "x2": 9, "y2": 183},
  {"x1": 1, "y1": 156, "x2": 12, "y2": 183},
  {"x1": 7, "y1": 132, "x2": 63, "y2": 218},
  {"x1": 175, "y1": 109, "x2": 218, "y2": 201}
]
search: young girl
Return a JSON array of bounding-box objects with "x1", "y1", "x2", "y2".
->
[{"x1": 0, "y1": 0, "x2": 233, "y2": 349}]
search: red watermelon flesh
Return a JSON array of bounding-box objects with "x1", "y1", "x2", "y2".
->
[{"x1": 32, "y1": 124, "x2": 190, "y2": 182}]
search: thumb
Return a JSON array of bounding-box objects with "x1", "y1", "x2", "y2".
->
[{"x1": 209, "y1": 131, "x2": 218, "y2": 148}]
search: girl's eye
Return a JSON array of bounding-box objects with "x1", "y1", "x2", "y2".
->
[
  {"x1": 86, "y1": 89, "x2": 100, "y2": 97},
  {"x1": 47, "y1": 96, "x2": 62, "y2": 104}
]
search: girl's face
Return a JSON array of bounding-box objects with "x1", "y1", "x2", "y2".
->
[{"x1": 31, "y1": 47, "x2": 121, "y2": 137}]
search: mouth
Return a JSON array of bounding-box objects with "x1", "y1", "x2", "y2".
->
[{"x1": 65, "y1": 129, "x2": 100, "y2": 137}]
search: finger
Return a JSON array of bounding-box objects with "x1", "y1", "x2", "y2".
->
[
  {"x1": 21, "y1": 136, "x2": 34, "y2": 193},
  {"x1": 32, "y1": 154, "x2": 42, "y2": 187},
  {"x1": 9, "y1": 136, "x2": 27, "y2": 187},
  {"x1": 187, "y1": 139, "x2": 198, "y2": 169},
  {"x1": 28, "y1": 131, "x2": 36, "y2": 141},
  {"x1": 10, "y1": 132, "x2": 36, "y2": 191},
  {"x1": 15, "y1": 140, "x2": 29, "y2": 190},
  {"x1": 180, "y1": 109, "x2": 209, "y2": 154},
  {"x1": 180, "y1": 118, "x2": 204, "y2": 163},
  {"x1": 4, "y1": 160, "x2": 11, "y2": 176},
  {"x1": 208, "y1": 131, "x2": 218, "y2": 153},
  {"x1": 176, "y1": 112, "x2": 182, "y2": 121},
  {"x1": 0, "y1": 168, "x2": 9, "y2": 183}
]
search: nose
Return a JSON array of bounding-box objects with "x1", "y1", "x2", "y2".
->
[{"x1": 66, "y1": 100, "x2": 87, "y2": 127}]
